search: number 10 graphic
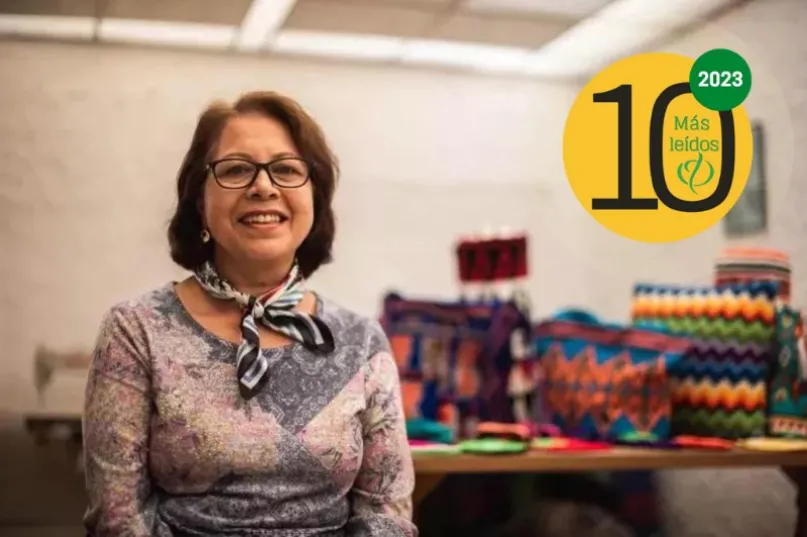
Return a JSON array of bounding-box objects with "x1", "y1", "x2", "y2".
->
[{"x1": 591, "y1": 82, "x2": 737, "y2": 214}]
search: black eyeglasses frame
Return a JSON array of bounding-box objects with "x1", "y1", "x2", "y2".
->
[{"x1": 207, "y1": 156, "x2": 313, "y2": 190}]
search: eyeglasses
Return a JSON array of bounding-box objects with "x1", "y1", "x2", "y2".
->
[{"x1": 208, "y1": 157, "x2": 311, "y2": 190}]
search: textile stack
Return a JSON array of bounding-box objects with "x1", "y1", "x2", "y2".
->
[
  {"x1": 712, "y1": 247, "x2": 807, "y2": 439},
  {"x1": 631, "y1": 282, "x2": 778, "y2": 438},
  {"x1": 715, "y1": 247, "x2": 792, "y2": 302}
]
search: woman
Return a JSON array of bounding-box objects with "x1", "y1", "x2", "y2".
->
[{"x1": 82, "y1": 91, "x2": 417, "y2": 537}]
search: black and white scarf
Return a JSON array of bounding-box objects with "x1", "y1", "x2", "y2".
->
[{"x1": 194, "y1": 260, "x2": 335, "y2": 399}]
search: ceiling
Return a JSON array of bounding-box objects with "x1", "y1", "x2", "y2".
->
[{"x1": 0, "y1": 0, "x2": 742, "y2": 79}]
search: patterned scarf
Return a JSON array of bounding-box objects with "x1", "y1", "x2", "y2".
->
[{"x1": 194, "y1": 260, "x2": 335, "y2": 399}]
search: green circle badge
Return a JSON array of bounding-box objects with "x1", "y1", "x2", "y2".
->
[{"x1": 689, "y1": 48, "x2": 752, "y2": 111}]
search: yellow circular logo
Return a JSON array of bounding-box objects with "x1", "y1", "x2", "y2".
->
[{"x1": 563, "y1": 52, "x2": 753, "y2": 243}]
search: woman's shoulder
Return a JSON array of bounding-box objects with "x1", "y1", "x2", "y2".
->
[
  {"x1": 316, "y1": 294, "x2": 390, "y2": 357},
  {"x1": 89, "y1": 284, "x2": 182, "y2": 371},
  {"x1": 97, "y1": 282, "x2": 181, "y2": 336}
]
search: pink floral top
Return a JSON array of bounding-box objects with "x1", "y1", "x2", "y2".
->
[{"x1": 82, "y1": 284, "x2": 417, "y2": 537}]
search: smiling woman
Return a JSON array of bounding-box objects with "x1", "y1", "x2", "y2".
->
[{"x1": 81, "y1": 91, "x2": 417, "y2": 537}]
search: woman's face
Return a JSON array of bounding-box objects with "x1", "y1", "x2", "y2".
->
[{"x1": 202, "y1": 113, "x2": 314, "y2": 271}]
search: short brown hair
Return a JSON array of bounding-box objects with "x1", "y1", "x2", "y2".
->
[{"x1": 167, "y1": 91, "x2": 338, "y2": 278}]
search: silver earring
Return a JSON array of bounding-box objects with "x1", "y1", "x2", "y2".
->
[{"x1": 201, "y1": 229, "x2": 211, "y2": 243}]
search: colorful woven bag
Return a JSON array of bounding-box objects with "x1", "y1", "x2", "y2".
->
[
  {"x1": 380, "y1": 293, "x2": 531, "y2": 439},
  {"x1": 631, "y1": 281, "x2": 778, "y2": 439},
  {"x1": 534, "y1": 309, "x2": 689, "y2": 441},
  {"x1": 714, "y1": 247, "x2": 791, "y2": 303},
  {"x1": 769, "y1": 304, "x2": 807, "y2": 438}
]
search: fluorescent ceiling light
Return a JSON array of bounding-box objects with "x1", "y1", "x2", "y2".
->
[
  {"x1": 465, "y1": 0, "x2": 613, "y2": 18},
  {"x1": 236, "y1": 0, "x2": 298, "y2": 51},
  {"x1": 523, "y1": 0, "x2": 738, "y2": 78},
  {"x1": 98, "y1": 19, "x2": 237, "y2": 49},
  {"x1": 402, "y1": 40, "x2": 530, "y2": 74},
  {"x1": 599, "y1": 0, "x2": 738, "y2": 29},
  {"x1": 0, "y1": 14, "x2": 95, "y2": 40},
  {"x1": 524, "y1": 25, "x2": 661, "y2": 77},
  {"x1": 271, "y1": 30, "x2": 404, "y2": 61}
]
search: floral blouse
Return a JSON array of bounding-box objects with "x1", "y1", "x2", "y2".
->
[{"x1": 82, "y1": 284, "x2": 417, "y2": 537}]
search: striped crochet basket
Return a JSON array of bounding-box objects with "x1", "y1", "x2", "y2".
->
[
  {"x1": 714, "y1": 247, "x2": 791, "y2": 303},
  {"x1": 631, "y1": 282, "x2": 779, "y2": 439}
]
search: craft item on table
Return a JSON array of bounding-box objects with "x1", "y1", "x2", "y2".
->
[
  {"x1": 507, "y1": 327, "x2": 538, "y2": 423},
  {"x1": 736, "y1": 437, "x2": 807, "y2": 452},
  {"x1": 531, "y1": 422, "x2": 563, "y2": 438},
  {"x1": 534, "y1": 309, "x2": 690, "y2": 442},
  {"x1": 409, "y1": 441, "x2": 462, "y2": 456},
  {"x1": 530, "y1": 437, "x2": 612, "y2": 452},
  {"x1": 619, "y1": 431, "x2": 658, "y2": 442},
  {"x1": 768, "y1": 303, "x2": 807, "y2": 438},
  {"x1": 408, "y1": 439, "x2": 437, "y2": 446},
  {"x1": 530, "y1": 437, "x2": 563, "y2": 450},
  {"x1": 612, "y1": 432, "x2": 679, "y2": 449},
  {"x1": 406, "y1": 417, "x2": 454, "y2": 444},
  {"x1": 381, "y1": 292, "x2": 532, "y2": 439},
  {"x1": 459, "y1": 437, "x2": 529, "y2": 455},
  {"x1": 672, "y1": 435, "x2": 735, "y2": 450},
  {"x1": 476, "y1": 421, "x2": 531, "y2": 442},
  {"x1": 632, "y1": 281, "x2": 779, "y2": 439},
  {"x1": 714, "y1": 247, "x2": 791, "y2": 303}
]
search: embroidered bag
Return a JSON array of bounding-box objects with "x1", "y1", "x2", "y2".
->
[
  {"x1": 769, "y1": 304, "x2": 807, "y2": 438},
  {"x1": 380, "y1": 293, "x2": 531, "y2": 438},
  {"x1": 534, "y1": 309, "x2": 689, "y2": 441},
  {"x1": 631, "y1": 281, "x2": 779, "y2": 438}
]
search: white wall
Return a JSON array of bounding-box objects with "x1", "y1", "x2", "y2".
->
[
  {"x1": 0, "y1": 39, "x2": 583, "y2": 413},
  {"x1": 582, "y1": 0, "x2": 807, "y2": 322}
]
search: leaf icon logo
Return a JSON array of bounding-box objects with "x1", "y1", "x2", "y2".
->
[{"x1": 677, "y1": 152, "x2": 715, "y2": 194}]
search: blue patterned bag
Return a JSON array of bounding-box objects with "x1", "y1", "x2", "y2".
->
[
  {"x1": 534, "y1": 309, "x2": 690, "y2": 441},
  {"x1": 769, "y1": 304, "x2": 807, "y2": 438}
]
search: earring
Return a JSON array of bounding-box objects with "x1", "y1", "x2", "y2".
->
[{"x1": 201, "y1": 229, "x2": 211, "y2": 243}]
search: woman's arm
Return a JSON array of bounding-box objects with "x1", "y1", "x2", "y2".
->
[
  {"x1": 82, "y1": 305, "x2": 158, "y2": 536},
  {"x1": 346, "y1": 349, "x2": 418, "y2": 537}
]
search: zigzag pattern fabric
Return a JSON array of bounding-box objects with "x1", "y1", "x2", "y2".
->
[
  {"x1": 714, "y1": 247, "x2": 791, "y2": 303},
  {"x1": 534, "y1": 310, "x2": 690, "y2": 441},
  {"x1": 632, "y1": 281, "x2": 779, "y2": 439}
]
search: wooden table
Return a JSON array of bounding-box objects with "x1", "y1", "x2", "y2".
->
[
  {"x1": 412, "y1": 448, "x2": 807, "y2": 536},
  {"x1": 23, "y1": 414, "x2": 807, "y2": 535}
]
